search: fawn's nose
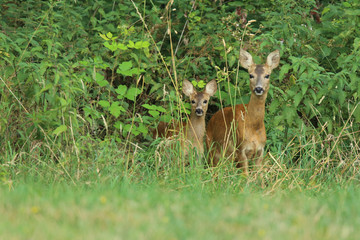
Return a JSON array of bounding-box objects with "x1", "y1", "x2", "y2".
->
[
  {"x1": 254, "y1": 87, "x2": 264, "y2": 95},
  {"x1": 195, "y1": 108, "x2": 204, "y2": 116}
]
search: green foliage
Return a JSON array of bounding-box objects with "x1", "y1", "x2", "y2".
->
[{"x1": 0, "y1": 0, "x2": 359, "y2": 174}]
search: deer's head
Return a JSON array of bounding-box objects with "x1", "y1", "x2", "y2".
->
[
  {"x1": 240, "y1": 49, "x2": 280, "y2": 97},
  {"x1": 183, "y1": 80, "x2": 217, "y2": 117}
]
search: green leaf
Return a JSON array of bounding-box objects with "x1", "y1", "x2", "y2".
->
[
  {"x1": 127, "y1": 40, "x2": 135, "y2": 48},
  {"x1": 149, "y1": 110, "x2": 160, "y2": 117},
  {"x1": 191, "y1": 80, "x2": 198, "y2": 87},
  {"x1": 104, "y1": 42, "x2": 114, "y2": 51},
  {"x1": 119, "y1": 61, "x2": 132, "y2": 71},
  {"x1": 109, "y1": 102, "x2": 125, "y2": 118},
  {"x1": 142, "y1": 104, "x2": 156, "y2": 110},
  {"x1": 38, "y1": 83, "x2": 53, "y2": 95},
  {"x1": 197, "y1": 80, "x2": 206, "y2": 88},
  {"x1": 299, "y1": 64, "x2": 306, "y2": 75},
  {"x1": 125, "y1": 87, "x2": 142, "y2": 101},
  {"x1": 338, "y1": 90, "x2": 346, "y2": 105},
  {"x1": 294, "y1": 93, "x2": 302, "y2": 107},
  {"x1": 137, "y1": 123, "x2": 148, "y2": 135},
  {"x1": 155, "y1": 106, "x2": 166, "y2": 112},
  {"x1": 124, "y1": 124, "x2": 140, "y2": 136},
  {"x1": 286, "y1": 89, "x2": 296, "y2": 98},
  {"x1": 134, "y1": 41, "x2": 150, "y2": 49},
  {"x1": 228, "y1": 55, "x2": 236, "y2": 68},
  {"x1": 98, "y1": 100, "x2": 110, "y2": 108},
  {"x1": 95, "y1": 73, "x2": 108, "y2": 87},
  {"x1": 116, "y1": 85, "x2": 127, "y2": 96},
  {"x1": 59, "y1": 97, "x2": 67, "y2": 107},
  {"x1": 142, "y1": 41, "x2": 150, "y2": 48},
  {"x1": 53, "y1": 125, "x2": 67, "y2": 136},
  {"x1": 269, "y1": 99, "x2": 280, "y2": 113},
  {"x1": 104, "y1": 41, "x2": 117, "y2": 51},
  {"x1": 279, "y1": 64, "x2": 291, "y2": 80},
  {"x1": 354, "y1": 104, "x2": 360, "y2": 123},
  {"x1": 301, "y1": 84, "x2": 308, "y2": 96},
  {"x1": 106, "y1": 32, "x2": 113, "y2": 39},
  {"x1": 79, "y1": 60, "x2": 90, "y2": 67},
  {"x1": 322, "y1": 7, "x2": 330, "y2": 15},
  {"x1": 142, "y1": 104, "x2": 166, "y2": 114},
  {"x1": 34, "y1": 51, "x2": 45, "y2": 59},
  {"x1": 99, "y1": 33, "x2": 110, "y2": 40},
  {"x1": 117, "y1": 43, "x2": 128, "y2": 50},
  {"x1": 118, "y1": 68, "x2": 144, "y2": 77},
  {"x1": 284, "y1": 107, "x2": 297, "y2": 125},
  {"x1": 321, "y1": 46, "x2": 331, "y2": 57}
]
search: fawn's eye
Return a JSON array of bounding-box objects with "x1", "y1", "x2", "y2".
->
[
  {"x1": 249, "y1": 74, "x2": 254, "y2": 78},
  {"x1": 191, "y1": 100, "x2": 196, "y2": 104},
  {"x1": 203, "y1": 100, "x2": 208, "y2": 104},
  {"x1": 265, "y1": 75, "x2": 270, "y2": 79}
]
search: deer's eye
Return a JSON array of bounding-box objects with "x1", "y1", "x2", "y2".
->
[
  {"x1": 203, "y1": 100, "x2": 208, "y2": 104},
  {"x1": 265, "y1": 75, "x2": 270, "y2": 79},
  {"x1": 249, "y1": 74, "x2": 254, "y2": 78},
  {"x1": 191, "y1": 100, "x2": 196, "y2": 104}
]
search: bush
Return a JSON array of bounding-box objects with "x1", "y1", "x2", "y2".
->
[{"x1": 0, "y1": 0, "x2": 359, "y2": 172}]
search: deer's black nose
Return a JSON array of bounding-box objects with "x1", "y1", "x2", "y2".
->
[
  {"x1": 254, "y1": 87, "x2": 264, "y2": 95},
  {"x1": 195, "y1": 108, "x2": 203, "y2": 116}
]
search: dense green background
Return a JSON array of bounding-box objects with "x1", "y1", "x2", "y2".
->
[
  {"x1": 1, "y1": 0, "x2": 360, "y2": 153},
  {"x1": 1, "y1": 0, "x2": 360, "y2": 239}
]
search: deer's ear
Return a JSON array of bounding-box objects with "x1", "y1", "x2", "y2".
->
[
  {"x1": 239, "y1": 49, "x2": 254, "y2": 70},
  {"x1": 266, "y1": 50, "x2": 280, "y2": 70},
  {"x1": 205, "y1": 80, "x2": 217, "y2": 97},
  {"x1": 182, "y1": 80, "x2": 195, "y2": 96}
]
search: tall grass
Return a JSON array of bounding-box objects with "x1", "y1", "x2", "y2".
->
[
  {"x1": 1, "y1": 118, "x2": 359, "y2": 190},
  {"x1": 1, "y1": 148, "x2": 360, "y2": 239}
]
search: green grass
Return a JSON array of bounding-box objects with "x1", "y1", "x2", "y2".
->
[
  {"x1": 1, "y1": 180, "x2": 360, "y2": 240},
  {"x1": 1, "y1": 134, "x2": 360, "y2": 240}
]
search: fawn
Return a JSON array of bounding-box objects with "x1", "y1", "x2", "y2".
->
[
  {"x1": 206, "y1": 49, "x2": 280, "y2": 175},
  {"x1": 153, "y1": 79, "x2": 217, "y2": 157}
]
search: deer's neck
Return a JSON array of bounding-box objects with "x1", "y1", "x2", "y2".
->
[
  {"x1": 245, "y1": 93, "x2": 267, "y2": 129},
  {"x1": 187, "y1": 113, "x2": 205, "y2": 145}
]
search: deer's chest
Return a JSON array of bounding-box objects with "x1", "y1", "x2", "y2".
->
[{"x1": 240, "y1": 127, "x2": 266, "y2": 159}]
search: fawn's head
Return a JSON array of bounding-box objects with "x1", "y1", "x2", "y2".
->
[
  {"x1": 182, "y1": 79, "x2": 217, "y2": 117},
  {"x1": 240, "y1": 49, "x2": 280, "y2": 97}
]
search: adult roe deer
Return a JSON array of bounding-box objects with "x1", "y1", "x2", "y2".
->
[
  {"x1": 153, "y1": 79, "x2": 217, "y2": 157},
  {"x1": 206, "y1": 49, "x2": 280, "y2": 175}
]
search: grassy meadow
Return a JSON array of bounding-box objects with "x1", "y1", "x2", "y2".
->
[
  {"x1": 1, "y1": 181, "x2": 360, "y2": 240},
  {"x1": 1, "y1": 135, "x2": 360, "y2": 239}
]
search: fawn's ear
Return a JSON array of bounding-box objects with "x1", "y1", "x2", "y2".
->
[
  {"x1": 182, "y1": 80, "x2": 195, "y2": 96},
  {"x1": 205, "y1": 79, "x2": 217, "y2": 97},
  {"x1": 266, "y1": 50, "x2": 280, "y2": 70},
  {"x1": 239, "y1": 49, "x2": 254, "y2": 70}
]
